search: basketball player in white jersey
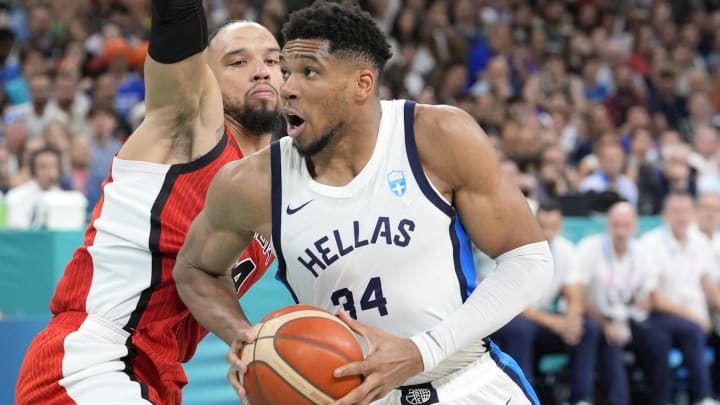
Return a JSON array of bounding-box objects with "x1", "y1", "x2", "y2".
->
[{"x1": 173, "y1": 2, "x2": 554, "y2": 404}]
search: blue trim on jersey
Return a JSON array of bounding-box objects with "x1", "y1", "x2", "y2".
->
[
  {"x1": 449, "y1": 215, "x2": 469, "y2": 302},
  {"x1": 270, "y1": 141, "x2": 299, "y2": 304},
  {"x1": 453, "y1": 216, "x2": 476, "y2": 296},
  {"x1": 486, "y1": 338, "x2": 540, "y2": 405},
  {"x1": 403, "y1": 100, "x2": 453, "y2": 217}
]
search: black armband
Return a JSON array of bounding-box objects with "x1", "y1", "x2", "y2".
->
[{"x1": 148, "y1": 0, "x2": 208, "y2": 64}]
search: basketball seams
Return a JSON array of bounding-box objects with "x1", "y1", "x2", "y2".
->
[
  {"x1": 249, "y1": 360, "x2": 317, "y2": 405},
  {"x1": 249, "y1": 333, "x2": 335, "y2": 403},
  {"x1": 243, "y1": 307, "x2": 363, "y2": 404},
  {"x1": 261, "y1": 310, "x2": 355, "y2": 336},
  {"x1": 273, "y1": 334, "x2": 360, "y2": 400}
]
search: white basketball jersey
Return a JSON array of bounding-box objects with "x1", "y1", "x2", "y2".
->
[{"x1": 270, "y1": 100, "x2": 476, "y2": 340}]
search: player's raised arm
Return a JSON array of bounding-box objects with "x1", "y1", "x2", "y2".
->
[
  {"x1": 124, "y1": 0, "x2": 223, "y2": 160},
  {"x1": 174, "y1": 152, "x2": 272, "y2": 344},
  {"x1": 409, "y1": 104, "x2": 554, "y2": 371}
]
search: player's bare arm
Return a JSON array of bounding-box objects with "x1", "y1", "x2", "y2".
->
[
  {"x1": 118, "y1": 0, "x2": 224, "y2": 164},
  {"x1": 413, "y1": 104, "x2": 545, "y2": 254},
  {"x1": 174, "y1": 150, "x2": 272, "y2": 344},
  {"x1": 333, "y1": 105, "x2": 553, "y2": 405}
]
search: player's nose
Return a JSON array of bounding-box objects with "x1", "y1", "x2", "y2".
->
[
  {"x1": 252, "y1": 62, "x2": 270, "y2": 81},
  {"x1": 280, "y1": 74, "x2": 298, "y2": 100}
]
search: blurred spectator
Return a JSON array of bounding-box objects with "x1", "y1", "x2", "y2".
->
[
  {"x1": 0, "y1": 26, "x2": 30, "y2": 106},
  {"x1": 577, "y1": 202, "x2": 663, "y2": 405},
  {"x1": 85, "y1": 102, "x2": 121, "y2": 212},
  {"x1": 681, "y1": 91, "x2": 718, "y2": 140},
  {"x1": 468, "y1": 55, "x2": 516, "y2": 102},
  {"x1": 10, "y1": 135, "x2": 44, "y2": 187},
  {"x1": 0, "y1": 144, "x2": 9, "y2": 194},
  {"x1": 641, "y1": 193, "x2": 720, "y2": 404},
  {"x1": 690, "y1": 124, "x2": 720, "y2": 179},
  {"x1": 67, "y1": 134, "x2": 89, "y2": 195},
  {"x1": 8, "y1": 72, "x2": 68, "y2": 137},
  {"x1": 578, "y1": 137, "x2": 639, "y2": 206},
  {"x1": 93, "y1": 72, "x2": 117, "y2": 106},
  {"x1": 2, "y1": 113, "x2": 28, "y2": 177},
  {"x1": 523, "y1": 51, "x2": 586, "y2": 115},
  {"x1": 580, "y1": 53, "x2": 610, "y2": 104},
  {"x1": 535, "y1": 142, "x2": 573, "y2": 205},
  {"x1": 41, "y1": 120, "x2": 71, "y2": 175},
  {"x1": 604, "y1": 65, "x2": 648, "y2": 127},
  {"x1": 657, "y1": 142, "x2": 698, "y2": 204},
  {"x1": 5, "y1": 145, "x2": 61, "y2": 229},
  {"x1": 626, "y1": 127, "x2": 663, "y2": 215},
  {"x1": 102, "y1": 37, "x2": 144, "y2": 120},
  {"x1": 647, "y1": 63, "x2": 689, "y2": 132},
  {"x1": 48, "y1": 70, "x2": 91, "y2": 135},
  {"x1": 421, "y1": 0, "x2": 466, "y2": 68}
]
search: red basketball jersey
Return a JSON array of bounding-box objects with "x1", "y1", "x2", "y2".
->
[{"x1": 50, "y1": 130, "x2": 273, "y2": 371}]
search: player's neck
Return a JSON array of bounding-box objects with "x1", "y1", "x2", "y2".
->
[
  {"x1": 225, "y1": 118, "x2": 272, "y2": 156},
  {"x1": 307, "y1": 101, "x2": 382, "y2": 185}
]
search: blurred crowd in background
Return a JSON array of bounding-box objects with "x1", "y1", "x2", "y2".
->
[{"x1": 1, "y1": 0, "x2": 720, "y2": 225}]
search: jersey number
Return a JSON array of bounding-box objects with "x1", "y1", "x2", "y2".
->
[{"x1": 330, "y1": 277, "x2": 388, "y2": 320}]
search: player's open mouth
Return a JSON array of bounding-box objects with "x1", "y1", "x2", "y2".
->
[{"x1": 285, "y1": 112, "x2": 306, "y2": 138}]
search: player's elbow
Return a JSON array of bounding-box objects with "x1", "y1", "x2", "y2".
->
[{"x1": 173, "y1": 249, "x2": 196, "y2": 291}]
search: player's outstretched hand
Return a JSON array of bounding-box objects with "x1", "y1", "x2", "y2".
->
[
  {"x1": 331, "y1": 309, "x2": 424, "y2": 405},
  {"x1": 226, "y1": 325, "x2": 260, "y2": 404}
]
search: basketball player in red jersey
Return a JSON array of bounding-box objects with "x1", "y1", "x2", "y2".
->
[{"x1": 15, "y1": 3, "x2": 282, "y2": 404}]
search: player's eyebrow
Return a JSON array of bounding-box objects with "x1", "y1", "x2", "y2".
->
[{"x1": 224, "y1": 47, "x2": 281, "y2": 59}]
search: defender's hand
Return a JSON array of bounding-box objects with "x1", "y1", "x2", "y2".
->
[{"x1": 226, "y1": 325, "x2": 261, "y2": 403}]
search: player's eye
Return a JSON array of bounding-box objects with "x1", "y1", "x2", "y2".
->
[
  {"x1": 304, "y1": 68, "x2": 318, "y2": 78},
  {"x1": 281, "y1": 68, "x2": 290, "y2": 80}
]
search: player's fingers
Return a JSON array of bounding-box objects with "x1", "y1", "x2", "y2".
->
[
  {"x1": 227, "y1": 368, "x2": 246, "y2": 398},
  {"x1": 330, "y1": 376, "x2": 376, "y2": 405},
  {"x1": 337, "y1": 309, "x2": 376, "y2": 351},
  {"x1": 360, "y1": 385, "x2": 387, "y2": 405},
  {"x1": 337, "y1": 309, "x2": 366, "y2": 334},
  {"x1": 333, "y1": 359, "x2": 368, "y2": 378},
  {"x1": 226, "y1": 347, "x2": 246, "y2": 373}
]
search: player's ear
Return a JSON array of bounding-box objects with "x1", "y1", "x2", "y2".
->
[{"x1": 354, "y1": 68, "x2": 375, "y2": 102}]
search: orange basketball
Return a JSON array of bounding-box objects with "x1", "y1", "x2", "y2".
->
[{"x1": 241, "y1": 305, "x2": 364, "y2": 405}]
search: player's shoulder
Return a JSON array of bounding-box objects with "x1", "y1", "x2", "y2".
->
[
  {"x1": 413, "y1": 103, "x2": 476, "y2": 134},
  {"x1": 210, "y1": 146, "x2": 271, "y2": 200}
]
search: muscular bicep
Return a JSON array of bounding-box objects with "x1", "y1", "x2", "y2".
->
[
  {"x1": 180, "y1": 209, "x2": 253, "y2": 277},
  {"x1": 178, "y1": 162, "x2": 262, "y2": 277},
  {"x1": 418, "y1": 105, "x2": 544, "y2": 258}
]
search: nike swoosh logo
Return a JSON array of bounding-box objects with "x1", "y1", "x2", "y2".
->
[
  {"x1": 505, "y1": 396, "x2": 512, "y2": 404},
  {"x1": 425, "y1": 331, "x2": 441, "y2": 348},
  {"x1": 286, "y1": 199, "x2": 313, "y2": 215}
]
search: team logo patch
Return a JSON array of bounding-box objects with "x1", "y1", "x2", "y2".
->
[
  {"x1": 387, "y1": 170, "x2": 407, "y2": 197},
  {"x1": 400, "y1": 383, "x2": 438, "y2": 405}
]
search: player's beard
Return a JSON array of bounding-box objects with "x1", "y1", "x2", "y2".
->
[
  {"x1": 295, "y1": 122, "x2": 343, "y2": 157},
  {"x1": 224, "y1": 97, "x2": 283, "y2": 137}
]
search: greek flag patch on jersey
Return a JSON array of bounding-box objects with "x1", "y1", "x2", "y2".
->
[{"x1": 387, "y1": 170, "x2": 407, "y2": 197}]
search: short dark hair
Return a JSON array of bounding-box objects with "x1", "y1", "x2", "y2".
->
[
  {"x1": 281, "y1": 1, "x2": 392, "y2": 73},
  {"x1": 29, "y1": 146, "x2": 62, "y2": 177},
  {"x1": 209, "y1": 20, "x2": 245, "y2": 43}
]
